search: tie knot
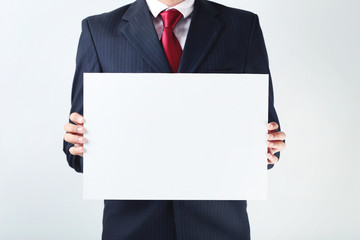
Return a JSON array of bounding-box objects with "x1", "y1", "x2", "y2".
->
[{"x1": 160, "y1": 9, "x2": 183, "y2": 29}]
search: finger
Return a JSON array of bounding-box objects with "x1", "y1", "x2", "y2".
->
[
  {"x1": 267, "y1": 140, "x2": 286, "y2": 151},
  {"x1": 267, "y1": 122, "x2": 279, "y2": 133},
  {"x1": 64, "y1": 133, "x2": 85, "y2": 145},
  {"x1": 267, "y1": 153, "x2": 278, "y2": 164},
  {"x1": 69, "y1": 146, "x2": 84, "y2": 157},
  {"x1": 69, "y1": 112, "x2": 84, "y2": 125},
  {"x1": 268, "y1": 131, "x2": 286, "y2": 141},
  {"x1": 268, "y1": 147, "x2": 280, "y2": 155},
  {"x1": 64, "y1": 122, "x2": 85, "y2": 134}
]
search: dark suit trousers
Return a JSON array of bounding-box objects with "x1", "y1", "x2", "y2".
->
[{"x1": 102, "y1": 200, "x2": 250, "y2": 240}]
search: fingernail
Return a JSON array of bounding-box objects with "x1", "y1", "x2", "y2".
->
[
  {"x1": 77, "y1": 127, "x2": 83, "y2": 132},
  {"x1": 268, "y1": 142, "x2": 274, "y2": 147},
  {"x1": 78, "y1": 137, "x2": 84, "y2": 142},
  {"x1": 78, "y1": 147, "x2": 83, "y2": 152},
  {"x1": 269, "y1": 134, "x2": 274, "y2": 139}
]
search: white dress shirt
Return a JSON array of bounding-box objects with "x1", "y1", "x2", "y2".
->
[{"x1": 146, "y1": 0, "x2": 195, "y2": 49}]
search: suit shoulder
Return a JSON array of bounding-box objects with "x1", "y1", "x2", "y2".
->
[
  {"x1": 206, "y1": 1, "x2": 257, "y2": 22},
  {"x1": 82, "y1": 4, "x2": 131, "y2": 27}
]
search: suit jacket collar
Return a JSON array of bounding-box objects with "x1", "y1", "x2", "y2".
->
[
  {"x1": 178, "y1": 0, "x2": 224, "y2": 72},
  {"x1": 120, "y1": 0, "x2": 171, "y2": 72},
  {"x1": 119, "y1": 0, "x2": 224, "y2": 73}
]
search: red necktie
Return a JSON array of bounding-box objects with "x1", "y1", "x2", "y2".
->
[{"x1": 160, "y1": 9, "x2": 183, "y2": 73}]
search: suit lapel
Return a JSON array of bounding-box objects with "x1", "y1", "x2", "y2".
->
[
  {"x1": 119, "y1": 0, "x2": 171, "y2": 73},
  {"x1": 178, "y1": 0, "x2": 224, "y2": 73}
]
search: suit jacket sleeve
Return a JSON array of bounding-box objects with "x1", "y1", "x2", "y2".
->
[
  {"x1": 63, "y1": 18, "x2": 102, "y2": 173},
  {"x1": 244, "y1": 14, "x2": 283, "y2": 170}
]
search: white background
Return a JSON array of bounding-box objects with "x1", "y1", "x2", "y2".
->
[{"x1": 0, "y1": 0, "x2": 359, "y2": 239}]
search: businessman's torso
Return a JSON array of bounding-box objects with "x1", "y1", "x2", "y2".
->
[{"x1": 71, "y1": 1, "x2": 272, "y2": 239}]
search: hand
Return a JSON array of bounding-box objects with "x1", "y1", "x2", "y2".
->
[
  {"x1": 64, "y1": 112, "x2": 85, "y2": 157},
  {"x1": 267, "y1": 122, "x2": 286, "y2": 165}
]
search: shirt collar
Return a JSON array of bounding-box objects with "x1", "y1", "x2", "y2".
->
[{"x1": 146, "y1": 0, "x2": 195, "y2": 19}]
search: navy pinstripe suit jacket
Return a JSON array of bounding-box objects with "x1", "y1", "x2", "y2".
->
[{"x1": 63, "y1": 0, "x2": 281, "y2": 239}]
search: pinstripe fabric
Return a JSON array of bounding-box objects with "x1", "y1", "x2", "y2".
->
[{"x1": 63, "y1": 0, "x2": 281, "y2": 239}]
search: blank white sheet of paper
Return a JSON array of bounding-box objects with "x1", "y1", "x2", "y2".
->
[{"x1": 83, "y1": 73, "x2": 269, "y2": 200}]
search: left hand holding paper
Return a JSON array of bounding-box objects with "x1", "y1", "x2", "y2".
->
[{"x1": 267, "y1": 122, "x2": 286, "y2": 164}]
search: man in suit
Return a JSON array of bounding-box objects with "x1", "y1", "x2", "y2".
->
[{"x1": 63, "y1": 0, "x2": 286, "y2": 239}]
